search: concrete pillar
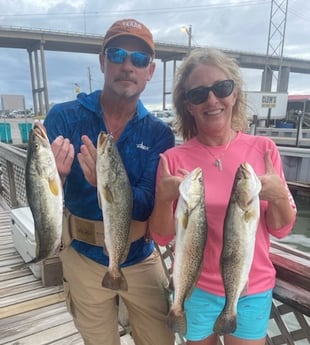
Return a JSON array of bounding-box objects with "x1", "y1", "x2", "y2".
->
[
  {"x1": 28, "y1": 50, "x2": 39, "y2": 116},
  {"x1": 39, "y1": 41, "x2": 49, "y2": 114},
  {"x1": 277, "y1": 66, "x2": 290, "y2": 92},
  {"x1": 34, "y1": 50, "x2": 44, "y2": 116},
  {"x1": 163, "y1": 61, "x2": 167, "y2": 110},
  {"x1": 261, "y1": 68, "x2": 273, "y2": 91}
]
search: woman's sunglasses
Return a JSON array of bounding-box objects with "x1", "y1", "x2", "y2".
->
[
  {"x1": 105, "y1": 47, "x2": 152, "y2": 68},
  {"x1": 185, "y1": 80, "x2": 235, "y2": 105}
]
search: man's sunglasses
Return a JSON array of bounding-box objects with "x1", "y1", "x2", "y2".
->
[
  {"x1": 185, "y1": 80, "x2": 235, "y2": 105},
  {"x1": 105, "y1": 47, "x2": 152, "y2": 68}
]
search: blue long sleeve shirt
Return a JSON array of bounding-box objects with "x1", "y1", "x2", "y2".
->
[{"x1": 44, "y1": 90, "x2": 175, "y2": 266}]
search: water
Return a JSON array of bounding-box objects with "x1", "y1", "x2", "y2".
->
[{"x1": 274, "y1": 194, "x2": 310, "y2": 253}]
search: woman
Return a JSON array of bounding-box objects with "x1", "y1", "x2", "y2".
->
[{"x1": 149, "y1": 47, "x2": 296, "y2": 345}]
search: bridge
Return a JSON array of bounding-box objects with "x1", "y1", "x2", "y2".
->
[{"x1": 1, "y1": 26, "x2": 310, "y2": 114}]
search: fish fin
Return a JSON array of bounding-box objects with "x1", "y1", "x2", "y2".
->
[
  {"x1": 213, "y1": 310, "x2": 237, "y2": 335},
  {"x1": 102, "y1": 243, "x2": 109, "y2": 256},
  {"x1": 103, "y1": 185, "x2": 114, "y2": 203},
  {"x1": 120, "y1": 241, "x2": 131, "y2": 264},
  {"x1": 166, "y1": 308, "x2": 187, "y2": 336},
  {"x1": 97, "y1": 191, "x2": 102, "y2": 209},
  {"x1": 168, "y1": 278, "x2": 174, "y2": 292},
  {"x1": 240, "y1": 282, "x2": 248, "y2": 296},
  {"x1": 244, "y1": 209, "x2": 256, "y2": 222},
  {"x1": 182, "y1": 209, "x2": 189, "y2": 229},
  {"x1": 48, "y1": 177, "x2": 60, "y2": 196},
  {"x1": 101, "y1": 268, "x2": 128, "y2": 291}
]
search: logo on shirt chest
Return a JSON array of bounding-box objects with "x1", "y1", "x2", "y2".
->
[{"x1": 136, "y1": 142, "x2": 150, "y2": 151}]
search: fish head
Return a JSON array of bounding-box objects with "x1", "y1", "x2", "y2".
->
[
  {"x1": 27, "y1": 122, "x2": 51, "y2": 159},
  {"x1": 96, "y1": 131, "x2": 118, "y2": 160},
  {"x1": 179, "y1": 167, "x2": 204, "y2": 206},
  {"x1": 233, "y1": 162, "x2": 261, "y2": 210},
  {"x1": 96, "y1": 131, "x2": 123, "y2": 181}
]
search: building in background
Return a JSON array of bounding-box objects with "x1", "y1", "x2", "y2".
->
[{"x1": 0, "y1": 94, "x2": 25, "y2": 113}]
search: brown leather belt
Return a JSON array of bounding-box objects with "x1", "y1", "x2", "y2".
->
[
  {"x1": 69, "y1": 213, "x2": 105, "y2": 246},
  {"x1": 65, "y1": 209, "x2": 148, "y2": 247}
]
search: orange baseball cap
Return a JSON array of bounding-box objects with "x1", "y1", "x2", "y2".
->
[{"x1": 102, "y1": 19, "x2": 155, "y2": 56}]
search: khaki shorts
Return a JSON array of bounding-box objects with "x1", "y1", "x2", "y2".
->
[{"x1": 60, "y1": 244, "x2": 174, "y2": 345}]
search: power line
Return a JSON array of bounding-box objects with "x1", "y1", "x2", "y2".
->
[{"x1": 1, "y1": 1, "x2": 271, "y2": 18}]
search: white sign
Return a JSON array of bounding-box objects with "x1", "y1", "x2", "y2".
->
[{"x1": 246, "y1": 92, "x2": 288, "y2": 119}]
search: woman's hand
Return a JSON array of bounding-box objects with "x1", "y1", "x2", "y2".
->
[
  {"x1": 156, "y1": 154, "x2": 184, "y2": 203},
  {"x1": 259, "y1": 150, "x2": 288, "y2": 203},
  {"x1": 259, "y1": 150, "x2": 296, "y2": 230}
]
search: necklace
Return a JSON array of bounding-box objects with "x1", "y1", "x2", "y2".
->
[
  {"x1": 204, "y1": 133, "x2": 233, "y2": 172},
  {"x1": 103, "y1": 110, "x2": 136, "y2": 137}
]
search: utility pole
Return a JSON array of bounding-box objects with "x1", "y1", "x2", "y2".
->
[{"x1": 181, "y1": 24, "x2": 192, "y2": 54}]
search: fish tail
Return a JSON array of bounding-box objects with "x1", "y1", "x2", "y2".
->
[
  {"x1": 166, "y1": 308, "x2": 187, "y2": 336},
  {"x1": 101, "y1": 268, "x2": 128, "y2": 291},
  {"x1": 213, "y1": 311, "x2": 237, "y2": 335}
]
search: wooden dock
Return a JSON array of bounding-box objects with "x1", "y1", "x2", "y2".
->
[
  {"x1": 0, "y1": 141, "x2": 310, "y2": 345},
  {"x1": 0, "y1": 208, "x2": 134, "y2": 345}
]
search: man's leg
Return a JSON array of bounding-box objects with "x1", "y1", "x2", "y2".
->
[
  {"x1": 60, "y1": 246, "x2": 120, "y2": 345},
  {"x1": 120, "y1": 249, "x2": 175, "y2": 345}
]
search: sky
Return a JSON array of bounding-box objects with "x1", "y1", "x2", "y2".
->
[{"x1": 0, "y1": 0, "x2": 310, "y2": 111}]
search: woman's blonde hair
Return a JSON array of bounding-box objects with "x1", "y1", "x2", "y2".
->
[{"x1": 173, "y1": 47, "x2": 248, "y2": 141}]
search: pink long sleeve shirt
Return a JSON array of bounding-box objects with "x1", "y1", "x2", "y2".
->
[{"x1": 152, "y1": 132, "x2": 296, "y2": 296}]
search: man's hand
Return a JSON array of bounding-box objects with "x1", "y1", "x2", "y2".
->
[
  {"x1": 77, "y1": 135, "x2": 97, "y2": 187},
  {"x1": 51, "y1": 136, "x2": 75, "y2": 184}
]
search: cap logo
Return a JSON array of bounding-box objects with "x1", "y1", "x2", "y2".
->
[{"x1": 122, "y1": 20, "x2": 142, "y2": 30}]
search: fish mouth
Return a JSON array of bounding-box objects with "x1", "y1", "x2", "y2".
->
[
  {"x1": 192, "y1": 167, "x2": 202, "y2": 179},
  {"x1": 98, "y1": 131, "x2": 112, "y2": 151},
  {"x1": 240, "y1": 162, "x2": 251, "y2": 178},
  {"x1": 33, "y1": 121, "x2": 48, "y2": 141}
]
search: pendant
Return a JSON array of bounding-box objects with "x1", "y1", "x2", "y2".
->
[{"x1": 215, "y1": 159, "x2": 223, "y2": 171}]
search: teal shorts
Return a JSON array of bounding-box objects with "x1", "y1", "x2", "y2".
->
[{"x1": 184, "y1": 288, "x2": 273, "y2": 341}]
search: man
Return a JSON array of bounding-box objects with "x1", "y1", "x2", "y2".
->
[{"x1": 44, "y1": 18, "x2": 175, "y2": 345}]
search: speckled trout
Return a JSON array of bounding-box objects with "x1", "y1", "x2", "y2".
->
[
  {"x1": 167, "y1": 167, "x2": 207, "y2": 336},
  {"x1": 96, "y1": 132, "x2": 133, "y2": 291},
  {"x1": 25, "y1": 121, "x2": 63, "y2": 264},
  {"x1": 213, "y1": 162, "x2": 261, "y2": 335}
]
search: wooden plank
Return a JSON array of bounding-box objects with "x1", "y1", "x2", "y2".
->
[
  {"x1": 46, "y1": 333, "x2": 83, "y2": 345},
  {"x1": 0, "y1": 256, "x2": 23, "y2": 267},
  {"x1": 0, "y1": 291, "x2": 65, "y2": 319},
  {"x1": 0, "y1": 265, "x2": 31, "y2": 277},
  {"x1": 1, "y1": 320, "x2": 78, "y2": 345},
  {"x1": 0, "y1": 303, "x2": 72, "y2": 343},
  {"x1": 0, "y1": 273, "x2": 37, "y2": 289},
  {"x1": 273, "y1": 279, "x2": 310, "y2": 317},
  {"x1": 270, "y1": 249, "x2": 310, "y2": 291},
  {"x1": 0, "y1": 280, "x2": 42, "y2": 299},
  {"x1": 0, "y1": 285, "x2": 63, "y2": 307}
]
